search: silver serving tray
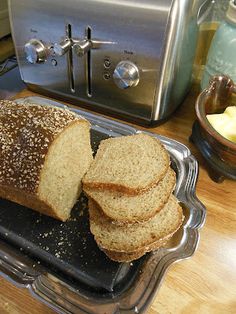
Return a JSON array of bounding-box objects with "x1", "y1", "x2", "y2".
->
[{"x1": 0, "y1": 96, "x2": 206, "y2": 314}]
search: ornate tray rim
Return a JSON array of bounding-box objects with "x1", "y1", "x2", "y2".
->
[{"x1": 0, "y1": 96, "x2": 206, "y2": 314}]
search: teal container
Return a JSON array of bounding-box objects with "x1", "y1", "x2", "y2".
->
[{"x1": 201, "y1": 0, "x2": 236, "y2": 90}]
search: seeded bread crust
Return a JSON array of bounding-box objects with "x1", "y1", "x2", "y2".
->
[
  {"x1": 89, "y1": 195, "x2": 184, "y2": 253},
  {"x1": 0, "y1": 100, "x2": 92, "y2": 220},
  {"x1": 84, "y1": 168, "x2": 176, "y2": 224},
  {"x1": 0, "y1": 100, "x2": 88, "y2": 193},
  {"x1": 0, "y1": 184, "x2": 62, "y2": 220},
  {"x1": 83, "y1": 134, "x2": 170, "y2": 195}
]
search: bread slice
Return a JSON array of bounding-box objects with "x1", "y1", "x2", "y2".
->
[
  {"x1": 102, "y1": 235, "x2": 172, "y2": 262},
  {"x1": 83, "y1": 133, "x2": 170, "y2": 195},
  {"x1": 89, "y1": 195, "x2": 183, "y2": 253},
  {"x1": 84, "y1": 168, "x2": 176, "y2": 224},
  {"x1": 0, "y1": 100, "x2": 93, "y2": 221}
]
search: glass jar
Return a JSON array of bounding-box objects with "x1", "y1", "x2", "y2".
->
[
  {"x1": 201, "y1": 0, "x2": 236, "y2": 89},
  {"x1": 193, "y1": 0, "x2": 229, "y2": 82}
]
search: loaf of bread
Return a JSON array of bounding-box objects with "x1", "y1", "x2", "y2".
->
[
  {"x1": 83, "y1": 133, "x2": 170, "y2": 195},
  {"x1": 89, "y1": 195, "x2": 183, "y2": 259},
  {"x1": 84, "y1": 168, "x2": 176, "y2": 224},
  {"x1": 0, "y1": 100, "x2": 93, "y2": 221}
]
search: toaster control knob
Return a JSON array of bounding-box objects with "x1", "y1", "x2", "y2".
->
[
  {"x1": 113, "y1": 61, "x2": 139, "y2": 89},
  {"x1": 53, "y1": 40, "x2": 71, "y2": 56},
  {"x1": 24, "y1": 39, "x2": 47, "y2": 64}
]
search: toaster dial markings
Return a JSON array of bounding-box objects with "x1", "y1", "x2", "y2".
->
[
  {"x1": 104, "y1": 58, "x2": 111, "y2": 69},
  {"x1": 103, "y1": 72, "x2": 111, "y2": 80},
  {"x1": 24, "y1": 39, "x2": 47, "y2": 64},
  {"x1": 113, "y1": 61, "x2": 139, "y2": 89}
]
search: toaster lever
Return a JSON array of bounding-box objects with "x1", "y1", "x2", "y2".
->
[
  {"x1": 53, "y1": 39, "x2": 72, "y2": 56},
  {"x1": 73, "y1": 40, "x2": 92, "y2": 57}
]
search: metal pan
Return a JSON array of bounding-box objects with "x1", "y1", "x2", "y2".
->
[{"x1": 0, "y1": 96, "x2": 206, "y2": 314}]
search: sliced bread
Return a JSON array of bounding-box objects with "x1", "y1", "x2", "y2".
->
[
  {"x1": 0, "y1": 100, "x2": 93, "y2": 221},
  {"x1": 83, "y1": 133, "x2": 170, "y2": 195},
  {"x1": 84, "y1": 168, "x2": 176, "y2": 224},
  {"x1": 89, "y1": 195, "x2": 184, "y2": 253},
  {"x1": 102, "y1": 235, "x2": 172, "y2": 262}
]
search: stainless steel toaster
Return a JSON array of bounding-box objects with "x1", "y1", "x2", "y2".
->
[{"x1": 8, "y1": 0, "x2": 204, "y2": 124}]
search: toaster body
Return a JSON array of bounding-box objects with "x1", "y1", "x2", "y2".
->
[{"x1": 9, "y1": 0, "x2": 202, "y2": 124}]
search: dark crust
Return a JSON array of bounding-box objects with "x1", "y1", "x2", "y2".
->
[
  {"x1": 0, "y1": 100, "x2": 88, "y2": 194},
  {"x1": 84, "y1": 168, "x2": 176, "y2": 225},
  {"x1": 82, "y1": 134, "x2": 170, "y2": 195},
  {"x1": 0, "y1": 184, "x2": 67, "y2": 221},
  {"x1": 89, "y1": 197, "x2": 184, "y2": 252}
]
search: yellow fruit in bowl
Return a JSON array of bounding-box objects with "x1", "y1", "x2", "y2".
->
[
  {"x1": 207, "y1": 106, "x2": 236, "y2": 144},
  {"x1": 224, "y1": 106, "x2": 236, "y2": 120}
]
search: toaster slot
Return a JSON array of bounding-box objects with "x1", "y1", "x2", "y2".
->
[
  {"x1": 85, "y1": 26, "x2": 92, "y2": 97},
  {"x1": 66, "y1": 23, "x2": 75, "y2": 93}
]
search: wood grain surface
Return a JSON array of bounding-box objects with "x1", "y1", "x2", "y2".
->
[{"x1": 0, "y1": 88, "x2": 235, "y2": 314}]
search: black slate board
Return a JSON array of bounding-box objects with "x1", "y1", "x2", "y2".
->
[{"x1": 0, "y1": 129, "x2": 145, "y2": 292}]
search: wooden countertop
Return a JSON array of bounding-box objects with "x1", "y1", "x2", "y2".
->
[{"x1": 0, "y1": 88, "x2": 236, "y2": 314}]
